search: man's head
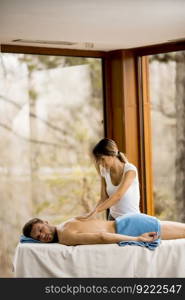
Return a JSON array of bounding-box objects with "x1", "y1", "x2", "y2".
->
[{"x1": 22, "y1": 218, "x2": 57, "y2": 243}]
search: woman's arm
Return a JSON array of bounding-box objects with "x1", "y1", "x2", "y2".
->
[
  {"x1": 76, "y1": 177, "x2": 108, "y2": 220},
  {"x1": 76, "y1": 171, "x2": 136, "y2": 220},
  {"x1": 60, "y1": 231, "x2": 157, "y2": 246},
  {"x1": 95, "y1": 170, "x2": 136, "y2": 213}
]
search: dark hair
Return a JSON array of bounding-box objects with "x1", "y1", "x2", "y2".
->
[
  {"x1": 92, "y1": 138, "x2": 128, "y2": 163},
  {"x1": 22, "y1": 218, "x2": 44, "y2": 238}
]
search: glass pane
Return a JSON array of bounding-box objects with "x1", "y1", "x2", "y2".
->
[
  {"x1": 148, "y1": 51, "x2": 185, "y2": 222},
  {"x1": 0, "y1": 53, "x2": 104, "y2": 276}
]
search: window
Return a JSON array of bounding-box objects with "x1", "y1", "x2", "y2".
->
[
  {"x1": 0, "y1": 53, "x2": 104, "y2": 276},
  {"x1": 148, "y1": 51, "x2": 185, "y2": 221}
]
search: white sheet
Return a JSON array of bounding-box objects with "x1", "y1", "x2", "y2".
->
[{"x1": 13, "y1": 239, "x2": 185, "y2": 278}]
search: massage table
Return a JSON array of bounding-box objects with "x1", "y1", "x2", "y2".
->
[{"x1": 13, "y1": 239, "x2": 185, "y2": 277}]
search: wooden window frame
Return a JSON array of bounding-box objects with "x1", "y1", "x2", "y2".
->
[
  {"x1": 132, "y1": 41, "x2": 185, "y2": 214},
  {"x1": 1, "y1": 42, "x2": 185, "y2": 214},
  {"x1": 102, "y1": 41, "x2": 185, "y2": 215}
]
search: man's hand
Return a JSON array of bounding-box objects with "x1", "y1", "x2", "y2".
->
[
  {"x1": 138, "y1": 232, "x2": 158, "y2": 242},
  {"x1": 75, "y1": 208, "x2": 98, "y2": 221}
]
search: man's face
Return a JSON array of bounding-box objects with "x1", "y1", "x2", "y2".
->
[{"x1": 31, "y1": 222, "x2": 55, "y2": 243}]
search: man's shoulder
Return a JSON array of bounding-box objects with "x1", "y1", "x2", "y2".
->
[
  {"x1": 57, "y1": 218, "x2": 78, "y2": 231},
  {"x1": 57, "y1": 218, "x2": 79, "y2": 245}
]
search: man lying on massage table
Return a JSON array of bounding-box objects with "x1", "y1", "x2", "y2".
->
[{"x1": 22, "y1": 213, "x2": 185, "y2": 250}]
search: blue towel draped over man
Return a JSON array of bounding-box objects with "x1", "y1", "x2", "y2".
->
[{"x1": 116, "y1": 213, "x2": 161, "y2": 250}]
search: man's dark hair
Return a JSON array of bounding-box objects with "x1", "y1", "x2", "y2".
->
[{"x1": 22, "y1": 218, "x2": 44, "y2": 238}]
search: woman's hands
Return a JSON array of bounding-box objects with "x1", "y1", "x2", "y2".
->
[
  {"x1": 75, "y1": 207, "x2": 98, "y2": 221},
  {"x1": 137, "y1": 232, "x2": 158, "y2": 242}
]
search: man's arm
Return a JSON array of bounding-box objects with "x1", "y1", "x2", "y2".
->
[{"x1": 59, "y1": 231, "x2": 157, "y2": 246}]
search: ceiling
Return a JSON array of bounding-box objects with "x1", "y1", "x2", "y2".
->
[{"x1": 0, "y1": 0, "x2": 185, "y2": 51}]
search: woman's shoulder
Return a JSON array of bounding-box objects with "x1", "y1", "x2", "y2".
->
[{"x1": 124, "y1": 162, "x2": 137, "y2": 172}]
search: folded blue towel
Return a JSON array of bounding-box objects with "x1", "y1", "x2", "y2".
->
[
  {"x1": 20, "y1": 235, "x2": 43, "y2": 243},
  {"x1": 115, "y1": 213, "x2": 161, "y2": 250}
]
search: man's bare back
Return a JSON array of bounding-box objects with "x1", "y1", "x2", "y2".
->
[
  {"x1": 57, "y1": 218, "x2": 115, "y2": 236},
  {"x1": 56, "y1": 217, "x2": 156, "y2": 246},
  {"x1": 56, "y1": 218, "x2": 117, "y2": 245}
]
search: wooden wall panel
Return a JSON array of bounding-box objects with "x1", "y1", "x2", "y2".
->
[
  {"x1": 141, "y1": 56, "x2": 154, "y2": 215},
  {"x1": 1, "y1": 44, "x2": 105, "y2": 58},
  {"x1": 103, "y1": 50, "x2": 147, "y2": 212}
]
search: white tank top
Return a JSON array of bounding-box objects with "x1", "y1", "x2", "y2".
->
[{"x1": 100, "y1": 162, "x2": 140, "y2": 218}]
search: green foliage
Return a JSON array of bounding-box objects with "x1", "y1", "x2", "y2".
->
[
  {"x1": 63, "y1": 56, "x2": 103, "y2": 108},
  {"x1": 149, "y1": 52, "x2": 177, "y2": 63},
  {"x1": 28, "y1": 89, "x2": 38, "y2": 101},
  {"x1": 18, "y1": 54, "x2": 65, "y2": 71},
  {"x1": 153, "y1": 189, "x2": 177, "y2": 221},
  {"x1": 35, "y1": 200, "x2": 50, "y2": 214},
  {"x1": 32, "y1": 165, "x2": 100, "y2": 223}
]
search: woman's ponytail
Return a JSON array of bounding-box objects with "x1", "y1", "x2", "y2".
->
[{"x1": 117, "y1": 151, "x2": 128, "y2": 163}]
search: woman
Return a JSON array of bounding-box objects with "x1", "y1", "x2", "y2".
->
[{"x1": 79, "y1": 138, "x2": 140, "y2": 220}]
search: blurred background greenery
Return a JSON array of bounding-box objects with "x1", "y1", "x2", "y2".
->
[{"x1": 0, "y1": 53, "x2": 104, "y2": 276}]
